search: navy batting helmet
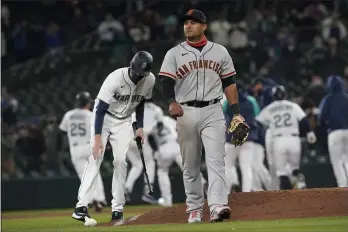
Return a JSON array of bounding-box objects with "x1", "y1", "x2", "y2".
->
[
  {"x1": 272, "y1": 85, "x2": 287, "y2": 100},
  {"x1": 130, "y1": 51, "x2": 153, "y2": 78},
  {"x1": 76, "y1": 91, "x2": 92, "y2": 107}
]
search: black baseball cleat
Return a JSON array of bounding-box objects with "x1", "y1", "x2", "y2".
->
[
  {"x1": 72, "y1": 206, "x2": 91, "y2": 222},
  {"x1": 110, "y1": 211, "x2": 124, "y2": 226},
  {"x1": 210, "y1": 206, "x2": 231, "y2": 223}
]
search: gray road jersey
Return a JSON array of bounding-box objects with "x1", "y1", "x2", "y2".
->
[{"x1": 159, "y1": 41, "x2": 236, "y2": 103}]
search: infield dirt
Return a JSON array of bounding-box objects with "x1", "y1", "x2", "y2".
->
[{"x1": 124, "y1": 187, "x2": 348, "y2": 225}]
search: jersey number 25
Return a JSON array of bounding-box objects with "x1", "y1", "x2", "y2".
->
[{"x1": 70, "y1": 123, "x2": 86, "y2": 136}]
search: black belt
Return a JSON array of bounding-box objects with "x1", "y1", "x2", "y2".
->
[
  {"x1": 180, "y1": 99, "x2": 220, "y2": 108},
  {"x1": 274, "y1": 133, "x2": 299, "y2": 137}
]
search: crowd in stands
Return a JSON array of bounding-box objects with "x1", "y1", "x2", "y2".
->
[{"x1": 1, "y1": 0, "x2": 348, "y2": 179}]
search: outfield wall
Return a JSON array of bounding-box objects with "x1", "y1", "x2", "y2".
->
[{"x1": 2, "y1": 163, "x2": 337, "y2": 211}]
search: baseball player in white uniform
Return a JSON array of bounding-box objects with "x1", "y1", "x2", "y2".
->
[
  {"x1": 222, "y1": 84, "x2": 271, "y2": 193},
  {"x1": 125, "y1": 101, "x2": 163, "y2": 204},
  {"x1": 71, "y1": 51, "x2": 155, "y2": 227},
  {"x1": 60, "y1": 92, "x2": 106, "y2": 212},
  {"x1": 159, "y1": 9, "x2": 249, "y2": 223},
  {"x1": 319, "y1": 75, "x2": 348, "y2": 187},
  {"x1": 255, "y1": 85, "x2": 317, "y2": 190},
  {"x1": 252, "y1": 78, "x2": 279, "y2": 190},
  {"x1": 149, "y1": 116, "x2": 208, "y2": 207}
]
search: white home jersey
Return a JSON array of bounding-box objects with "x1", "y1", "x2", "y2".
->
[
  {"x1": 131, "y1": 102, "x2": 164, "y2": 133},
  {"x1": 96, "y1": 67, "x2": 156, "y2": 119},
  {"x1": 151, "y1": 116, "x2": 178, "y2": 145},
  {"x1": 256, "y1": 100, "x2": 306, "y2": 136},
  {"x1": 59, "y1": 108, "x2": 92, "y2": 148},
  {"x1": 159, "y1": 41, "x2": 236, "y2": 103}
]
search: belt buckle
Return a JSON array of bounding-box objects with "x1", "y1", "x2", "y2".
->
[{"x1": 193, "y1": 101, "x2": 198, "y2": 107}]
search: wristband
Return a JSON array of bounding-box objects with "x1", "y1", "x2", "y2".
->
[{"x1": 230, "y1": 103, "x2": 240, "y2": 116}]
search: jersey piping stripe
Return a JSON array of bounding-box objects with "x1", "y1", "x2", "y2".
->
[
  {"x1": 159, "y1": 72, "x2": 176, "y2": 79},
  {"x1": 179, "y1": 43, "x2": 198, "y2": 101},
  {"x1": 120, "y1": 70, "x2": 132, "y2": 114},
  {"x1": 201, "y1": 43, "x2": 215, "y2": 101},
  {"x1": 221, "y1": 71, "x2": 236, "y2": 78}
]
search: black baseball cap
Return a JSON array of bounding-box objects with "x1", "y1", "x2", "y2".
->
[{"x1": 181, "y1": 9, "x2": 207, "y2": 24}]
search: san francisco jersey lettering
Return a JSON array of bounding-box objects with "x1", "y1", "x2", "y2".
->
[
  {"x1": 96, "y1": 68, "x2": 155, "y2": 118},
  {"x1": 159, "y1": 41, "x2": 236, "y2": 102}
]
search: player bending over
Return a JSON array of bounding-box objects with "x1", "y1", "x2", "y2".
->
[{"x1": 71, "y1": 51, "x2": 155, "y2": 226}]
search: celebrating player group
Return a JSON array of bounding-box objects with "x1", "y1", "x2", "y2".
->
[{"x1": 62, "y1": 8, "x2": 346, "y2": 227}]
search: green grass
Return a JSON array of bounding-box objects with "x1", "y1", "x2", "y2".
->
[{"x1": 2, "y1": 206, "x2": 348, "y2": 232}]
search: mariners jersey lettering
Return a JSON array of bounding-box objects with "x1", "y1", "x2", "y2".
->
[
  {"x1": 131, "y1": 102, "x2": 164, "y2": 133},
  {"x1": 59, "y1": 109, "x2": 92, "y2": 148},
  {"x1": 97, "y1": 68, "x2": 155, "y2": 118},
  {"x1": 256, "y1": 100, "x2": 306, "y2": 136},
  {"x1": 159, "y1": 41, "x2": 236, "y2": 102}
]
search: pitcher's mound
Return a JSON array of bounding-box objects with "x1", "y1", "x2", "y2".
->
[{"x1": 126, "y1": 187, "x2": 348, "y2": 225}]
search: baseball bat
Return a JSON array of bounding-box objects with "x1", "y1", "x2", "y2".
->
[{"x1": 132, "y1": 122, "x2": 154, "y2": 195}]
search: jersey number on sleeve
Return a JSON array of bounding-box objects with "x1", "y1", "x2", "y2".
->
[
  {"x1": 274, "y1": 113, "x2": 292, "y2": 128},
  {"x1": 70, "y1": 123, "x2": 86, "y2": 136}
]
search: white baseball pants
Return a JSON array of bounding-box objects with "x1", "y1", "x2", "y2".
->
[
  {"x1": 76, "y1": 114, "x2": 133, "y2": 212},
  {"x1": 328, "y1": 129, "x2": 348, "y2": 187},
  {"x1": 156, "y1": 140, "x2": 207, "y2": 205},
  {"x1": 251, "y1": 143, "x2": 272, "y2": 191},
  {"x1": 70, "y1": 144, "x2": 106, "y2": 202},
  {"x1": 225, "y1": 141, "x2": 253, "y2": 192},
  {"x1": 272, "y1": 135, "x2": 301, "y2": 177},
  {"x1": 265, "y1": 129, "x2": 279, "y2": 190}
]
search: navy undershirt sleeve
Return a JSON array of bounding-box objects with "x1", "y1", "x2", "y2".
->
[
  {"x1": 221, "y1": 76, "x2": 235, "y2": 90},
  {"x1": 95, "y1": 99, "x2": 109, "y2": 135},
  {"x1": 300, "y1": 117, "x2": 311, "y2": 133},
  {"x1": 136, "y1": 100, "x2": 145, "y2": 128},
  {"x1": 159, "y1": 75, "x2": 176, "y2": 104}
]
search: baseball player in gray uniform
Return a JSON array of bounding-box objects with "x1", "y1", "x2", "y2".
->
[{"x1": 159, "y1": 9, "x2": 249, "y2": 223}]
